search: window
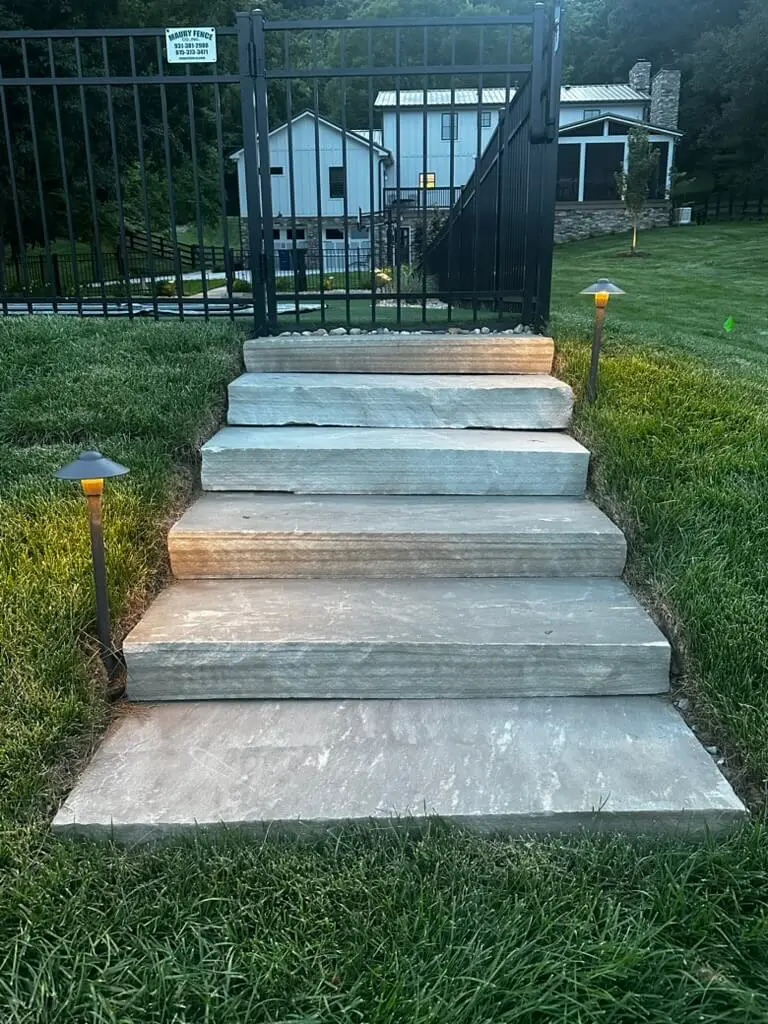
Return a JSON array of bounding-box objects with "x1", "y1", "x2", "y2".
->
[
  {"x1": 272, "y1": 228, "x2": 281, "y2": 240},
  {"x1": 441, "y1": 112, "x2": 459, "y2": 140},
  {"x1": 325, "y1": 228, "x2": 344, "y2": 240},
  {"x1": 286, "y1": 228, "x2": 305, "y2": 240},
  {"x1": 270, "y1": 166, "x2": 283, "y2": 175},
  {"x1": 328, "y1": 166, "x2": 345, "y2": 199},
  {"x1": 418, "y1": 171, "x2": 436, "y2": 189},
  {"x1": 583, "y1": 108, "x2": 601, "y2": 119},
  {"x1": 480, "y1": 110, "x2": 492, "y2": 128}
]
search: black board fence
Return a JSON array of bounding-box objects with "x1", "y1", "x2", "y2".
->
[{"x1": 691, "y1": 189, "x2": 767, "y2": 225}]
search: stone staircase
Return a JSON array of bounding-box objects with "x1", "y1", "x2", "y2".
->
[{"x1": 53, "y1": 332, "x2": 745, "y2": 840}]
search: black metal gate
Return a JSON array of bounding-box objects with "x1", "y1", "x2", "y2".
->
[{"x1": 0, "y1": 6, "x2": 562, "y2": 332}]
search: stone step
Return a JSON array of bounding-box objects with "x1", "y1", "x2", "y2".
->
[
  {"x1": 201, "y1": 427, "x2": 590, "y2": 495},
  {"x1": 123, "y1": 578, "x2": 670, "y2": 701},
  {"x1": 169, "y1": 494, "x2": 627, "y2": 579},
  {"x1": 52, "y1": 696, "x2": 746, "y2": 841},
  {"x1": 244, "y1": 333, "x2": 554, "y2": 374},
  {"x1": 227, "y1": 373, "x2": 573, "y2": 430}
]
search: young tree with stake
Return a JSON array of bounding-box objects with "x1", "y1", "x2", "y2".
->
[{"x1": 616, "y1": 127, "x2": 661, "y2": 255}]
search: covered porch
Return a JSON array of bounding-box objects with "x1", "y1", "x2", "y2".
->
[{"x1": 556, "y1": 115, "x2": 681, "y2": 204}]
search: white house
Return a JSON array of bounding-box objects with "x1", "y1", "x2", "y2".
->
[
  {"x1": 231, "y1": 111, "x2": 391, "y2": 251},
  {"x1": 232, "y1": 61, "x2": 682, "y2": 254}
]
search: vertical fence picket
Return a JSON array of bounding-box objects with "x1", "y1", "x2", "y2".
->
[{"x1": 0, "y1": 12, "x2": 559, "y2": 327}]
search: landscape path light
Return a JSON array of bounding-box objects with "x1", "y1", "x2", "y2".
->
[
  {"x1": 55, "y1": 450, "x2": 129, "y2": 688},
  {"x1": 580, "y1": 279, "x2": 625, "y2": 403}
]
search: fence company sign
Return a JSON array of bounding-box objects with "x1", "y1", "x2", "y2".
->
[{"x1": 165, "y1": 27, "x2": 217, "y2": 64}]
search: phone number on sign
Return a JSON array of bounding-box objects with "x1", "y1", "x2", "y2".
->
[{"x1": 173, "y1": 44, "x2": 211, "y2": 55}]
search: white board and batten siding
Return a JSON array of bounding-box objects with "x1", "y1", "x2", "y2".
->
[
  {"x1": 233, "y1": 113, "x2": 390, "y2": 221},
  {"x1": 380, "y1": 109, "x2": 498, "y2": 191}
]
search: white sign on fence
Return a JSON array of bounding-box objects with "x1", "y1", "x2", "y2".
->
[{"x1": 165, "y1": 27, "x2": 217, "y2": 64}]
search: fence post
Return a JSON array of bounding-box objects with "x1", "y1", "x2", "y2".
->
[
  {"x1": 52, "y1": 253, "x2": 63, "y2": 296},
  {"x1": 522, "y1": 3, "x2": 551, "y2": 327},
  {"x1": 237, "y1": 9, "x2": 269, "y2": 335},
  {"x1": 252, "y1": 9, "x2": 278, "y2": 330},
  {"x1": 224, "y1": 246, "x2": 234, "y2": 296}
]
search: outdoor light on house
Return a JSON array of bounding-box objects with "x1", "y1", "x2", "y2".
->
[
  {"x1": 580, "y1": 279, "x2": 625, "y2": 404},
  {"x1": 55, "y1": 451, "x2": 129, "y2": 689}
]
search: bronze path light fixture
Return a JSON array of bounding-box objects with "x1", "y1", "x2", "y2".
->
[
  {"x1": 580, "y1": 279, "x2": 625, "y2": 403},
  {"x1": 56, "y1": 450, "x2": 129, "y2": 686}
]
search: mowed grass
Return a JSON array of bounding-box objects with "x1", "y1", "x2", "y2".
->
[
  {"x1": 552, "y1": 221, "x2": 768, "y2": 373},
  {"x1": 3, "y1": 225, "x2": 768, "y2": 1020},
  {"x1": 551, "y1": 222, "x2": 768, "y2": 791},
  {"x1": 4, "y1": 825, "x2": 768, "y2": 1023},
  {"x1": 0, "y1": 317, "x2": 244, "y2": 823}
]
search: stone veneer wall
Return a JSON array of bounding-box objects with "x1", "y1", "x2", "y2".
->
[
  {"x1": 241, "y1": 216, "x2": 390, "y2": 266},
  {"x1": 554, "y1": 202, "x2": 670, "y2": 244}
]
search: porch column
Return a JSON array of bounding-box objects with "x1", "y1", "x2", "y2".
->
[
  {"x1": 665, "y1": 141, "x2": 675, "y2": 198},
  {"x1": 578, "y1": 142, "x2": 586, "y2": 202}
]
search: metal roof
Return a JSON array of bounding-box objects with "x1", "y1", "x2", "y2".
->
[
  {"x1": 374, "y1": 88, "x2": 515, "y2": 107},
  {"x1": 559, "y1": 84, "x2": 649, "y2": 103},
  {"x1": 374, "y1": 84, "x2": 648, "y2": 107}
]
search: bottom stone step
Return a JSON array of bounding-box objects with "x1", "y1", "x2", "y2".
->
[{"x1": 53, "y1": 697, "x2": 745, "y2": 841}]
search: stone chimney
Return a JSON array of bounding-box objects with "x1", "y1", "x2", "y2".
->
[
  {"x1": 650, "y1": 68, "x2": 681, "y2": 130},
  {"x1": 629, "y1": 60, "x2": 651, "y2": 95}
]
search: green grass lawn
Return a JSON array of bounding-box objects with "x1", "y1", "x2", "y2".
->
[
  {"x1": 552, "y1": 222, "x2": 768, "y2": 373},
  {"x1": 3, "y1": 224, "x2": 768, "y2": 1021}
]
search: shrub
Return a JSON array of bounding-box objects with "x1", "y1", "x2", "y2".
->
[{"x1": 155, "y1": 280, "x2": 177, "y2": 298}]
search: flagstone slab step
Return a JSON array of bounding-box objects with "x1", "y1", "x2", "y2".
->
[
  {"x1": 244, "y1": 333, "x2": 554, "y2": 375},
  {"x1": 201, "y1": 427, "x2": 590, "y2": 495},
  {"x1": 227, "y1": 373, "x2": 573, "y2": 429},
  {"x1": 123, "y1": 578, "x2": 669, "y2": 701},
  {"x1": 169, "y1": 494, "x2": 627, "y2": 579},
  {"x1": 52, "y1": 696, "x2": 745, "y2": 841}
]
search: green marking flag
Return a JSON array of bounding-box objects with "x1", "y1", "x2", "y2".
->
[{"x1": 723, "y1": 317, "x2": 736, "y2": 333}]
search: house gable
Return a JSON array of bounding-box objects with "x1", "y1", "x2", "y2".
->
[
  {"x1": 559, "y1": 114, "x2": 682, "y2": 138},
  {"x1": 268, "y1": 111, "x2": 391, "y2": 159}
]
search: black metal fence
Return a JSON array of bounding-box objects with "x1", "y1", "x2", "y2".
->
[
  {"x1": 425, "y1": 3, "x2": 562, "y2": 329},
  {"x1": 0, "y1": 7, "x2": 561, "y2": 330}
]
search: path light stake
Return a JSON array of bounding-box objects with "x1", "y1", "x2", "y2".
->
[
  {"x1": 56, "y1": 451, "x2": 129, "y2": 687},
  {"x1": 580, "y1": 279, "x2": 625, "y2": 403}
]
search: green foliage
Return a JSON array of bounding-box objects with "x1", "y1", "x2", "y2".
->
[
  {"x1": 553, "y1": 223, "x2": 768, "y2": 776},
  {"x1": 615, "y1": 129, "x2": 661, "y2": 252},
  {"x1": 0, "y1": 317, "x2": 244, "y2": 823},
  {"x1": 3, "y1": 825, "x2": 768, "y2": 1022}
]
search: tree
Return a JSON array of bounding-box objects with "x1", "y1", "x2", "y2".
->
[{"x1": 615, "y1": 128, "x2": 660, "y2": 254}]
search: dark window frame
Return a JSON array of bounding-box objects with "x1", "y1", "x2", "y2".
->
[
  {"x1": 328, "y1": 165, "x2": 345, "y2": 199},
  {"x1": 441, "y1": 112, "x2": 459, "y2": 141},
  {"x1": 418, "y1": 171, "x2": 437, "y2": 189},
  {"x1": 480, "y1": 110, "x2": 492, "y2": 128},
  {"x1": 270, "y1": 166, "x2": 284, "y2": 175}
]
